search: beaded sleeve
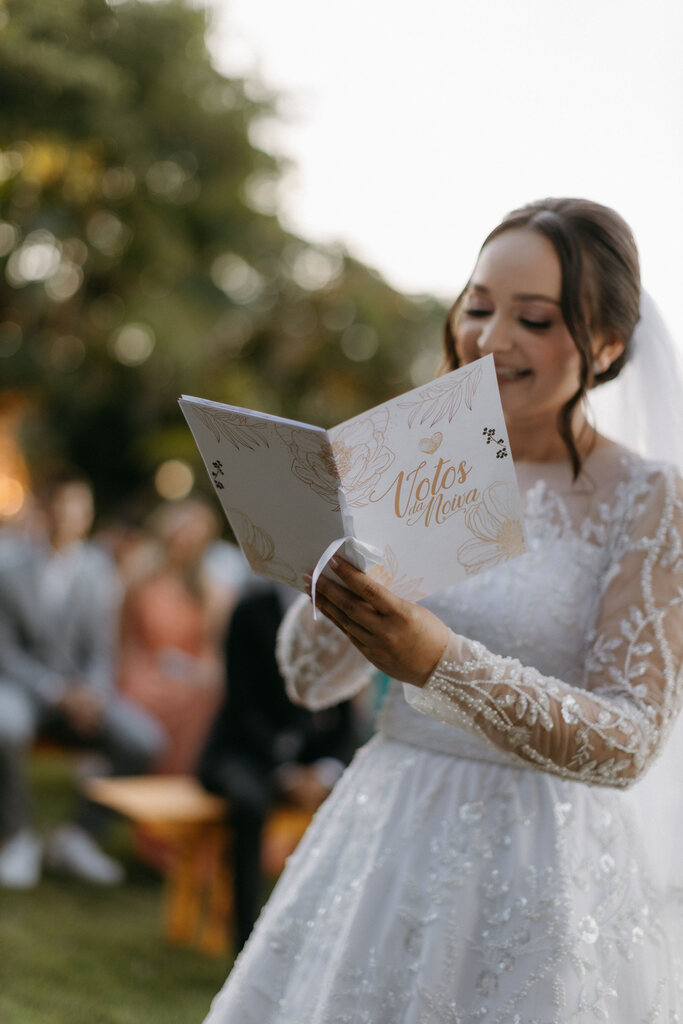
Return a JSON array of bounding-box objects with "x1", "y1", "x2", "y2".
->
[
  {"x1": 277, "y1": 594, "x2": 374, "y2": 710},
  {"x1": 405, "y1": 467, "x2": 683, "y2": 787}
]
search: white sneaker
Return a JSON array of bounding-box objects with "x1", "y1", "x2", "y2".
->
[
  {"x1": 45, "y1": 824, "x2": 125, "y2": 886},
  {"x1": 0, "y1": 829, "x2": 43, "y2": 889}
]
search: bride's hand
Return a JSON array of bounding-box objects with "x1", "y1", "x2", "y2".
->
[{"x1": 309, "y1": 556, "x2": 449, "y2": 687}]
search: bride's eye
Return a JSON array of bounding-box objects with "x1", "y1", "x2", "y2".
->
[
  {"x1": 520, "y1": 318, "x2": 552, "y2": 331},
  {"x1": 465, "y1": 309, "x2": 491, "y2": 318}
]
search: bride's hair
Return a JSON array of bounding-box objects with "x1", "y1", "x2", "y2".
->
[{"x1": 442, "y1": 197, "x2": 641, "y2": 477}]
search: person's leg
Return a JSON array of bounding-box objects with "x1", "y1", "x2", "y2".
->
[
  {"x1": 0, "y1": 683, "x2": 38, "y2": 839},
  {"x1": 43, "y1": 695, "x2": 166, "y2": 884},
  {"x1": 231, "y1": 801, "x2": 266, "y2": 951},
  {"x1": 198, "y1": 753, "x2": 271, "y2": 950},
  {"x1": 0, "y1": 683, "x2": 42, "y2": 887},
  {"x1": 72, "y1": 694, "x2": 166, "y2": 836}
]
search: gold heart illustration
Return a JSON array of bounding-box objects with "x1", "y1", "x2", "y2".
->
[{"x1": 418, "y1": 431, "x2": 443, "y2": 454}]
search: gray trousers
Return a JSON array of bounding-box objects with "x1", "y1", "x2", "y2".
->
[{"x1": 0, "y1": 681, "x2": 166, "y2": 839}]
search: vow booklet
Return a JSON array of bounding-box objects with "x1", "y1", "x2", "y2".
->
[{"x1": 179, "y1": 353, "x2": 526, "y2": 602}]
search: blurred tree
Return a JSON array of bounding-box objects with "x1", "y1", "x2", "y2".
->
[{"x1": 0, "y1": 0, "x2": 445, "y2": 517}]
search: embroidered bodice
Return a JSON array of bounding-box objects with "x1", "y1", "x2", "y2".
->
[{"x1": 276, "y1": 444, "x2": 683, "y2": 788}]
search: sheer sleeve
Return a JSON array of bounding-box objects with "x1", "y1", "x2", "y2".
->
[
  {"x1": 405, "y1": 465, "x2": 683, "y2": 787},
  {"x1": 276, "y1": 594, "x2": 375, "y2": 710}
]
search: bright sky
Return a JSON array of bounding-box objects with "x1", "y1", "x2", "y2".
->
[{"x1": 205, "y1": 0, "x2": 683, "y2": 341}]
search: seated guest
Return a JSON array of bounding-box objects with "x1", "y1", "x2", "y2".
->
[
  {"x1": 198, "y1": 581, "x2": 360, "y2": 952},
  {"x1": 0, "y1": 469, "x2": 164, "y2": 889},
  {"x1": 117, "y1": 498, "x2": 228, "y2": 775}
]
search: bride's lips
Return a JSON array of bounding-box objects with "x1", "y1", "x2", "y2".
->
[{"x1": 495, "y1": 366, "x2": 533, "y2": 382}]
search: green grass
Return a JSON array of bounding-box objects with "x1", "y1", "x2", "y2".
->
[{"x1": 0, "y1": 754, "x2": 233, "y2": 1024}]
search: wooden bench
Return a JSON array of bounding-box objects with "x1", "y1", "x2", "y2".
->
[{"x1": 84, "y1": 775, "x2": 312, "y2": 956}]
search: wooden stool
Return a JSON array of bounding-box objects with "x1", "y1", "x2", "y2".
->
[
  {"x1": 85, "y1": 775, "x2": 315, "y2": 956},
  {"x1": 85, "y1": 775, "x2": 232, "y2": 955}
]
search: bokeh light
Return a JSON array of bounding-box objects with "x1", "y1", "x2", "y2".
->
[
  {"x1": 340, "y1": 323, "x2": 378, "y2": 362},
  {"x1": 110, "y1": 324, "x2": 155, "y2": 365},
  {"x1": 210, "y1": 253, "x2": 264, "y2": 303},
  {"x1": 242, "y1": 171, "x2": 280, "y2": 215},
  {"x1": 0, "y1": 474, "x2": 24, "y2": 518},
  {"x1": 154, "y1": 459, "x2": 195, "y2": 500},
  {"x1": 6, "y1": 230, "x2": 61, "y2": 286},
  {"x1": 284, "y1": 243, "x2": 343, "y2": 291},
  {"x1": 45, "y1": 261, "x2": 83, "y2": 301},
  {"x1": 86, "y1": 210, "x2": 131, "y2": 256}
]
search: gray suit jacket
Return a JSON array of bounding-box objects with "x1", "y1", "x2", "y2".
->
[{"x1": 0, "y1": 536, "x2": 118, "y2": 706}]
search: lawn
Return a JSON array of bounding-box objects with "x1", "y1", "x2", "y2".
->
[{"x1": 0, "y1": 754, "x2": 233, "y2": 1024}]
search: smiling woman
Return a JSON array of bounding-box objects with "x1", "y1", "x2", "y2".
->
[
  {"x1": 200, "y1": 199, "x2": 683, "y2": 1024},
  {"x1": 444, "y1": 198, "x2": 638, "y2": 473}
]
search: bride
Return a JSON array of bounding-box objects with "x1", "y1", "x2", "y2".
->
[{"x1": 202, "y1": 198, "x2": 683, "y2": 1023}]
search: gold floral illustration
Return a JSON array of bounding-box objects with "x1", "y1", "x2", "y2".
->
[
  {"x1": 330, "y1": 409, "x2": 395, "y2": 508},
  {"x1": 398, "y1": 364, "x2": 483, "y2": 428},
  {"x1": 275, "y1": 426, "x2": 341, "y2": 509},
  {"x1": 191, "y1": 408, "x2": 270, "y2": 451},
  {"x1": 227, "y1": 508, "x2": 298, "y2": 584},
  {"x1": 457, "y1": 480, "x2": 525, "y2": 574},
  {"x1": 368, "y1": 545, "x2": 426, "y2": 600}
]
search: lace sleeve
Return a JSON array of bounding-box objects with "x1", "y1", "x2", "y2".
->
[
  {"x1": 405, "y1": 466, "x2": 683, "y2": 787},
  {"x1": 276, "y1": 594, "x2": 375, "y2": 710}
]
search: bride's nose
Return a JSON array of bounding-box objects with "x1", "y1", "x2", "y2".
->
[{"x1": 476, "y1": 316, "x2": 512, "y2": 355}]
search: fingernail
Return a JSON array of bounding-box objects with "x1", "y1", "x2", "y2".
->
[
  {"x1": 330, "y1": 556, "x2": 340, "y2": 569},
  {"x1": 303, "y1": 573, "x2": 312, "y2": 584}
]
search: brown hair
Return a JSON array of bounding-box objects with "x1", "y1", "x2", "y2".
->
[{"x1": 442, "y1": 198, "x2": 641, "y2": 477}]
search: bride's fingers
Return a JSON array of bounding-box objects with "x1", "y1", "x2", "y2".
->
[
  {"x1": 315, "y1": 590, "x2": 375, "y2": 645},
  {"x1": 326, "y1": 556, "x2": 399, "y2": 616},
  {"x1": 313, "y1": 572, "x2": 385, "y2": 629}
]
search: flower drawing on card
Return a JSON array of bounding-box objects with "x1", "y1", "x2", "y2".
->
[
  {"x1": 227, "y1": 508, "x2": 297, "y2": 584},
  {"x1": 398, "y1": 364, "x2": 483, "y2": 428},
  {"x1": 330, "y1": 409, "x2": 395, "y2": 508},
  {"x1": 275, "y1": 426, "x2": 341, "y2": 509},
  {"x1": 368, "y1": 545, "x2": 426, "y2": 600},
  {"x1": 191, "y1": 408, "x2": 270, "y2": 450},
  {"x1": 457, "y1": 480, "x2": 526, "y2": 574}
]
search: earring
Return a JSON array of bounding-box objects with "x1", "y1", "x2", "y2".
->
[{"x1": 593, "y1": 360, "x2": 602, "y2": 375}]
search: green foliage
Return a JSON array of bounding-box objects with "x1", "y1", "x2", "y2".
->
[{"x1": 0, "y1": 0, "x2": 445, "y2": 516}]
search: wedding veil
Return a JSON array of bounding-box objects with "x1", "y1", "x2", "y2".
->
[{"x1": 590, "y1": 290, "x2": 683, "y2": 894}]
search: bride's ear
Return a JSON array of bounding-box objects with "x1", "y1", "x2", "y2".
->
[{"x1": 592, "y1": 330, "x2": 625, "y2": 376}]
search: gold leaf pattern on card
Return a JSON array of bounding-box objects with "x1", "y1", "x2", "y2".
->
[
  {"x1": 275, "y1": 426, "x2": 341, "y2": 510},
  {"x1": 330, "y1": 409, "x2": 395, "y2": 508},
  {"x1": 398, "y1": 365, "x2": 483, "y2": 428},
  {"x1": 368, "y1": 545, "x2": 426, "y2": 600},
  {"x1": 192, "y1": 408, "x2": 270, "y2": 451},
  {"x1": 457, "y1": 480, "x2": 525, "y2": 574},
  {"x1": 227, "y1": 507, "x2": 298, "y2": 584}
]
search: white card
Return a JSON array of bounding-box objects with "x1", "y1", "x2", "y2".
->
[{"x1": 179, "y1": 354, "x2": 526, "y2": 599}]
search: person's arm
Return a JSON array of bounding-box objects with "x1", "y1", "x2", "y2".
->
[
  {"x1": 76, "y1": 550, "x2": 119, "y2": 697},
  {"x1": 0, "y1": 609, "x2": 67, "y2": 704},
  {"x1": 276, "y1": 594, "x2": 376, "y2": 710},
  {"x1": 314, "y1": 467, "x2": 683, "y2": 788}
]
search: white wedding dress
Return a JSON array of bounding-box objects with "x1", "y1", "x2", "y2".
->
[{"x1": 203, "y1": 444, "x2": 683, "y2": 1024}]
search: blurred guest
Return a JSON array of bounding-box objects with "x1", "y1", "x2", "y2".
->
[
  {"x1": 117, "y1": 497, "x2": 228, "y2": 775},
  {"x1": 202, "y1": 534, "x2": 254, "y2": 629},
  {"x1": 0, "y1": 470, "x2": 164, "y2": 889},
  {"x1": 198, "y1": 581, "x2": 360, "y2": 952}
]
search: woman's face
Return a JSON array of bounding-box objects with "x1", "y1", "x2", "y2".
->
[{"x1": 453, "y1": 228, "x2": 583, "y2": 434}]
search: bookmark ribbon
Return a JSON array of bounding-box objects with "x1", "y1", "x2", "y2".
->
[{"x1": 310, "y1": 536, "x2": 384, "y2": 620}]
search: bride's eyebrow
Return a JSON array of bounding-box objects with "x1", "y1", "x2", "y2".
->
[
  {"x1": 513, "y1": 292, "x2": 561, "y2": 305},
  {"x1": 468, "y1": 283, "x2": 561, "y2": 305}
]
